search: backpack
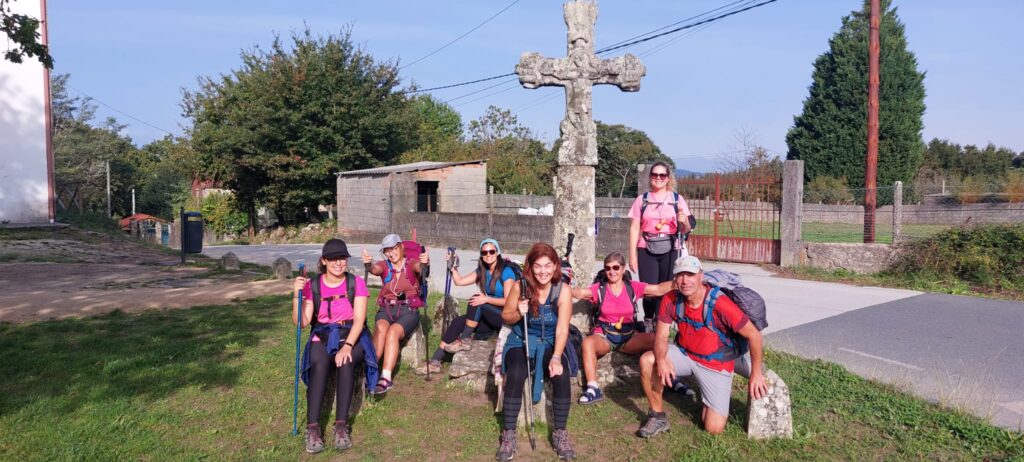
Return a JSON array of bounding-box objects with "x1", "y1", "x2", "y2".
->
[
  {"x1": 672, "y1": 270, "x2": 767, "y2": 362},
  {"x1": 308, "y1": 272, "x2": 358, "y2": 328},
  {"x1": 640, "y1": 192, "x2": 698, "y2": 241},
  {"x1": 378, "y1": 245, "x2": 425, "y2": 309},
  {"x1": 591, "y1": 270, "x2": 639, "y2": 332}
]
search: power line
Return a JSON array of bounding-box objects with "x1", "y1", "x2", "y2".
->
[
  {"x1": 596, "y1": 0, "x2": 779, "y2": 55},
  {"x1": 595, "y1": 0, "x2": 750, "y2": 54},
  {"x1": 399, "y1": 0, "x2": 521, "y2": 71},
  {"x1": 67, "y1": 85, "x2": 176, "y2": 136},
  {"x1": 405, "y1": 73, "x2": 515, "y2": 94},
  {"x1": 444, "y1": 77, "x2": 518, "y2": 104}
]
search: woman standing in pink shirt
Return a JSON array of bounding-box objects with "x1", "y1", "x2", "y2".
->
[{"x1": 628, "y1": 161, "x2": 693, "y2": 324}]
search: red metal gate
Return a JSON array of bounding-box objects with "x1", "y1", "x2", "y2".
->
[{"x1": 677, "y1": 173, "x2": 781, "y2": 265}]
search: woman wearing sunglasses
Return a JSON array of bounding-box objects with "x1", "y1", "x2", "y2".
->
[
  {"x1": 569, "y1": 252, "x2": 674, "y2": 405},
  {"x1": 417, "y1": 238, "x2": 518, "y2": 374},
  {"x1": 628, "y1": 161, "x2": 693, "y2": 325}
]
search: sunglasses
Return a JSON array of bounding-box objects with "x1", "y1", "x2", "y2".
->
[
  {"x1": 325, "y1": 257, "x2": 347, "y2": 264},
  {"x1": 480, "y1": 249, "x2": 498, "y2": 256},
  {"x1": 604, "y1": 264, "x2": 622, "y2": 272},
  {"x1": 650, "y1": 173, "x2": 669, "y2": 180}
]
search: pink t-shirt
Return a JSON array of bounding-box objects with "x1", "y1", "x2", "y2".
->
[
  {"x1": 589, "y1": 280, "x2": 647, "y2": 331},
  {"x1": 628, "y1": 192, "x2": 692, "y2": 249},
  {"x1": 303, "y1": 275, "x2": 369, "y2": 341}
]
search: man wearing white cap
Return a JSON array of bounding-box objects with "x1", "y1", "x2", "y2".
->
[{"x1": 636, "y1": 256, "x2": 767, "y2": 436}]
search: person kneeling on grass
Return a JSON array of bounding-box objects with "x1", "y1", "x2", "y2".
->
[
  {"x1": 294, "y1": 239, "x2": 378, "y2": 453},
  {"x1": 418, "y1": 238, "x2": 518, "y2": 375},
  {"x1": 569, "y1": 252, "x2": 674, "y2": 405},
  {"x1": 361, "y1": 233, "x2": 429, "y2": 394},
  {"x1": 636, "y1": 256, "x2": 767, "y2": 437}
]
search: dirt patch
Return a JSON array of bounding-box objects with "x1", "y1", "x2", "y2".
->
[{"x1": 0, "y1": 228, "x2": 291, "y2": 323}]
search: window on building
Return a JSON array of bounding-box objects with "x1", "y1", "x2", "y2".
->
[{"x1": 416, "y1": 181, "x2": 439, "y2": 212}]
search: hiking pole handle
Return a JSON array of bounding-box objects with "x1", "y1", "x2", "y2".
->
[{"x1": 565, "y1": 232, "x2": 575, "y2": 259}]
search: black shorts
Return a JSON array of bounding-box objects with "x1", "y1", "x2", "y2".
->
[{"x1": 375, "y1": 303, "x2": 421, "y2": 336}]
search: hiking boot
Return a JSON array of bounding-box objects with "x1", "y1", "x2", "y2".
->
[
  {"x1": 305, "y1": 423, "x2": 325, "y2": 453},
  {"x1": 551, "y1": 428, "x2": 576, "y2": 460},
  {"x1": 414, "y1": 359, "x2": 442, "y2": 375},
  {"x1": 636, "y1": 411, "x2": 670, "y2": 438},
  {"x1": 333, "y1": 421, "x2": 352, "y2": 450},
  {"x1": 443, "y1": 338, "x2": 473, "y2": 353},
  {"x1": 495, "y1": 428, "x2": 517, "y2": 461}
]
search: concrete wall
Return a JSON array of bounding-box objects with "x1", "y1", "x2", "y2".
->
[
  {"x1": 797, "y1": 242, "x2": 901, "y2": 274},
  {"x1": 337, "y1": 174, "x2": 391, "y2": 234},
  {"x1": 438, "y1": 163, "x2": 486, "y2": 213},
  {"x1": 0, "y1": 0, "x2": 51, "y2": 224}
]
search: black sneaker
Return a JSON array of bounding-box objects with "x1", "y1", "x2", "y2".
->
[
  {"x1": 551, "y1": 428, "x2": 576, "y2": 460},
  {"x1": 636, "y1": 411, "x2": 670, "y2": 438},
  {"x1": 333, "y1": 421, "x2": 352, "y2": 450},
  {"x1": 305, "y1": 423, "x2": 325, "y2": 453},
  {"x1": 495, "y1": 428, "x2": 517, "y2": 461}
]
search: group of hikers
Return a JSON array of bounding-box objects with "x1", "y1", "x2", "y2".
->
[{"x1": 289, "y1": 162, "x2": 768, "y2": 459}]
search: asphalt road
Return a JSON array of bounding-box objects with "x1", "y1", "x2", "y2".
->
[{"x1": 767, "y1": 293, "x2": 1024, "y2": 431}]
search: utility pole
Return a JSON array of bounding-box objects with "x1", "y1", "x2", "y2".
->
[
  {"x1": 106, "y1": 160, "x2": 112, "y2": 218},
  {"x1": 864, "y1": 0, "x2": 881, "y2": 243},
  {"x1": 131, "y1": 188, "x2": 136, "y2": 215}
]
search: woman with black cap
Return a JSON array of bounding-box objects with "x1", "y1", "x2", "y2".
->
[{"x1": 293, "y1": 238, "x2": 377, "y2": 453}]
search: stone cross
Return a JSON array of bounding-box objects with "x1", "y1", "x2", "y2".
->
[{"x1": 516, "y1": 0, "x2": 646, "y2": 285}]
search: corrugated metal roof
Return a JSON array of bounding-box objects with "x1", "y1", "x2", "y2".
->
[{"x1": 337, "y1": 159, "x2": 485, "y2": 177}]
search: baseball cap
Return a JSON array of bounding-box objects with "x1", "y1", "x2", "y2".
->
[
  {"x1": 672, "y1": 255, "x2": 702, "y2": 275},
  {"x1": 321, "y1": 238, "x2": 351, "y2": 259},
  {"x1": 381, "y1": 234, "x2": 402, "y2": 250}
]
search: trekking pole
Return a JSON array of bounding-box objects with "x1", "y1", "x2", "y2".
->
[
  {"x1": 520, "y1": 277, "x2": 537, "y2": 451},
  {"x1": 291, "y1": 261, "x2": 306, "y2": 436}
]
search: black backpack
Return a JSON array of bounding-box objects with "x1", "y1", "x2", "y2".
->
[{"x1": 308, "y1": 272, "x2": 358, "y2": 328}]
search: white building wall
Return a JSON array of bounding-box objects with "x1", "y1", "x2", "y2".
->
[{"x1": 0, "y1": 0, "x2": 51, "y2": 224}]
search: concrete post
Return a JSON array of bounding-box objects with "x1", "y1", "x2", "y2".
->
[
  {"x1": 637, "y1": 164, "x2": 650, "y2": 195},
  {"x1": 488, "y1": 185, "x2": 494, "y2": 237},
  {"x1": 893, "y1": 181, "x2": 903, "y2": 242},
  {"x1": 780, "y1": 160, "x2": 804, "y2": 267}
]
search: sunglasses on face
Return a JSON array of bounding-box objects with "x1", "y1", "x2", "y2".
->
[
  {"x1": 604, "y1": 264, "x2": 622, "y2": 272},
  {"x1": 325, "y1": 257, "x2": 347, "y2": 264},
  {"x1": 480, "y1": 249, "x2": 498, "y2": 256},
  {"x1": 650, "y1": 173, "x2": 669, "y2": 180}
]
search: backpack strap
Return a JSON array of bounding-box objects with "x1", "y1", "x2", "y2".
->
[
  {"x1": 640, "y1": 192, "x2": 650, "y2": 219},
  {"x1": 310, "y1": 274, "x2": 322, "y2": 328}
]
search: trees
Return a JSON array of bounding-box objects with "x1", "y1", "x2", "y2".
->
[
  {"x1": 594, "y1": 121, "x2": 671, "y2": 197},
  {"x1": 786, "y1": 0, "x2": 925, "y2": 191},
  {"x1": 1, "y1": 0, "x2": 52, "y2": 67},
  {"x1": 185, "y1": 27, "x2": 418, "y2": 227}
]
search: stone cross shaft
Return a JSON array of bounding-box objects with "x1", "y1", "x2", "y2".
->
[{"x1": 515, "y1": 0, "x2": 646, "y2": 287}]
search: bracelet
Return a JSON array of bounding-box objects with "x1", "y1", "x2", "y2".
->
[{"x1": 344, "y1": 342, "x2": 355, "y2": 348}]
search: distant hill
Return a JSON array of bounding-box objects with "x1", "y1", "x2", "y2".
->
[{"x1": 675, "y1": 168, "x2": 702, "y2": 178}]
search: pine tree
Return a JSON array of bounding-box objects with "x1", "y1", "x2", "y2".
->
[{"x1": 786, "y1": 0, "x2": 925, "y2": 195}]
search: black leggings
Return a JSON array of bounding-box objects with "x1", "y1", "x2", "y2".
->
[
  {"x1": 441, "y1": 303, "x2": 503, "y2": 343},
  {"x1": 637, "y1": 246, "x2": 678, "y2": 320},
  {"x1": 307, "y1": 340, "x2": 366, "y2": 425},
  {"x1": 502, "y1": 347, "x2": 571, "y2": 431}
]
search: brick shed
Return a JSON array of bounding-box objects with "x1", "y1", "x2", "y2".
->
[{"x1": 335, "y1": 160, "x2": 487, "y2": 237}]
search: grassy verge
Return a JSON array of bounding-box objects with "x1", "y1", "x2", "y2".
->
[{"x1": 1, "y1": 294, "x2": 1021, "y2": 461}]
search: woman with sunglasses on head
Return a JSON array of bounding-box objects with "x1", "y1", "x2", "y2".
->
[
  {"x1": 360, "y1": 234, "x2": 429, "y2": 394},
  {"x1": 496, "y1": 243, "x2": 576, "y2": 461},
  {"x1": 628, "y1": 161, "x2": 693, "y2": 326},
  {"x1": 568, "y1": 252, "x2": 674, "y2": 405},
  {"x1": 417, "y1": 238, "x2": 518, "y2": 375},
  {"x1": 293, "y1": 238, "x2": 376, "y2": 453}
]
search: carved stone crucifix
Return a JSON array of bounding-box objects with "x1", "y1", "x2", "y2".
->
[{"x1": 515, "y1": 0, "x2": 646, "y2": 287}]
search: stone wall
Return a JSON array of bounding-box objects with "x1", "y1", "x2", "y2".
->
[
  {"x1": 797, "y1": 242, "x2": 901, "y2": 273},
  {"x1": 337, "y1": 174, "x2": 391, "y2": 234}
]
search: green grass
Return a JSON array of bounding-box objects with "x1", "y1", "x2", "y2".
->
[
  {"x1": 801, "y1": 222, "x2": 951, "y2": 244},
  {"x1": 1, "y1": 295, "x2": 1020, "y2": 461}
]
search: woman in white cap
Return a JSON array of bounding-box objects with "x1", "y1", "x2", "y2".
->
[
  {"x1": 360, "y1": 233, "x2": 429, "y2": 394},
  {"x1": 418, "y1": 238, "x2": 518, "y2": 374}
]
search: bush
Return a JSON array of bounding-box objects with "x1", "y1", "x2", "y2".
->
[
  {"x1": 889, "y1": 224, "x2": 1024, "y2": 290},
  {"x1": 805, "y1": 175, "x2": 854, "y2": 204},
  {"x1": 200, "y1": 192, "x2": 247, "y2": 237},
  {"x1": 956, "y1": 175, "x2": 990, "y2": 204},
  {"x1": 1004, "y1": 170, "x2": 1024, "y2": 203}
]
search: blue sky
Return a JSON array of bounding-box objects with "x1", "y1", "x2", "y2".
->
[{"x1": 46, "y1": 0, "x2": 1022, "y2": 173}]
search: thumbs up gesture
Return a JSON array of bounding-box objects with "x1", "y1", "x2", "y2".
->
[{"x1": 361, "y1": 248, "x2": 372, "y2": 264}]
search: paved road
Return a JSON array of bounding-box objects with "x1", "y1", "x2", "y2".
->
[
  {"x1": 202, "y1": 242, "x2": 1024, "y2": 430},
  {"x1": 767, "y1": 293, "x2": 1024, "y2": 431}
]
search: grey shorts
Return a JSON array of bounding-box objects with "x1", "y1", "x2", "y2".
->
[
  {"x1": 666, "y1": 346, "x2": 741, "y2": 418},
  {"x1": 375, "y1": 303, "x2": 421, "y2": 336}
]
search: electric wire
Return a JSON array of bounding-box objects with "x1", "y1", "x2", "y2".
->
[
  {"x1": 400, "y1": 0, "x2": 521, "y2": 71},
  {"x1": 67, "y1": 84, "x2": 176, "y2": 136}
]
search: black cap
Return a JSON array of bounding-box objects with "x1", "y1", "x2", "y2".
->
[{"x1": 321, "y1": 239, "x2": 350, "y2": 259}]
